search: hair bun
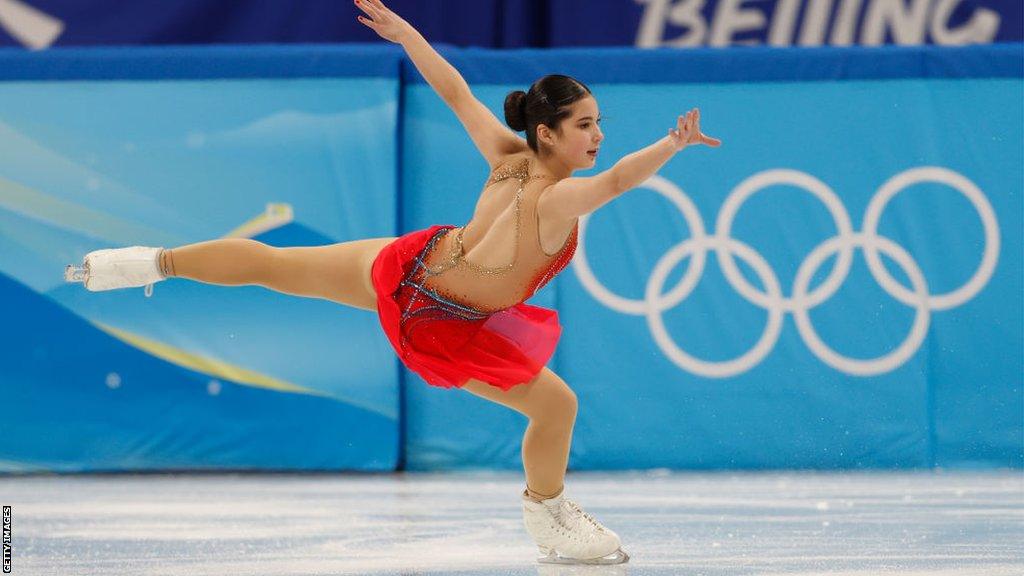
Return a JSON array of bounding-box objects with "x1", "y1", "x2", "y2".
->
[{"x1": 503, "y1": 90, "x2": 528, "y2": 132}]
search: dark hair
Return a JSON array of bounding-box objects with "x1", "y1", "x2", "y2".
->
[{"x1": 504, "y1": 75, "x2": 592, "y2": 153}]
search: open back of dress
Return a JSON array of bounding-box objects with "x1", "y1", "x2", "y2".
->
[
  {"x1": 418, "y1": 156, "x2": 579, "y2": 313},
  {"x1": 370, "y1": 156, "x2": 581, "y2": 390}
]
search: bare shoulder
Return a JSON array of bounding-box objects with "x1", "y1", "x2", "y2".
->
[
  {"x1": 535, "y1": 170, "x2": 621, "y2": 221},
  {"x1": 536, "y1": 177, "x2": 576, "y2": 227}
]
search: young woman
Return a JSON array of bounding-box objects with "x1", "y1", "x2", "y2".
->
[{"x1": 67, "y1": 0, "x2": 720, "y2": 565}]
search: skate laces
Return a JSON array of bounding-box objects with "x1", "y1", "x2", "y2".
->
[
  {"x1": 563, "y1": 498, "x2": 607, "y2": 534},
  {"x1": 543, "y1": 497, "x2": 605, "y2": 542}
]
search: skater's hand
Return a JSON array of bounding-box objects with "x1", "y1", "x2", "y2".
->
[
  {"x1": 355, "y1": 0, "x2": 414, "y2": 44},
  {"x1": 669, "y1": 108, "x2": 721, "y2": 151}
]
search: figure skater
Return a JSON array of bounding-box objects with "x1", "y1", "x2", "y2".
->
[{"x1": 65, "y1": 0, "x2": 721, "y2": 565}]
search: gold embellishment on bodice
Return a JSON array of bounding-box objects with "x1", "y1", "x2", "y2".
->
[{"x1": 423, "y1": 157, "x2": 557, "y2": 276}]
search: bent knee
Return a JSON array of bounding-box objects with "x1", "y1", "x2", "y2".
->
[{"x1": 530, "y1": 385, "x2": 578, "y2": 427}]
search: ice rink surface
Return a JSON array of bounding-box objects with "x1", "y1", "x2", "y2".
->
[{"x1": 1, "y1": 470, "x2": 1021, "y2": 575}]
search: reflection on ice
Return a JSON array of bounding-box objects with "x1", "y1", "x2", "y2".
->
[{"x1": 0, "y1": 470, "x2": 1020, "y2": 575}]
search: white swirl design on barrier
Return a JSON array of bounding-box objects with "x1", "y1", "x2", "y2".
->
[
  {"x1": 572, "y1": 167, "x2": 1000, "y2": 377},
  {"x1": 0, "y1": 0, "x2": 64, "y2": 49}
]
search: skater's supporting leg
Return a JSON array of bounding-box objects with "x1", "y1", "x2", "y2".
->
[
  {"x1": 460, "y1": 367, "x2": 577, "y2": 498},
  {"x1": 164, "y1": 236, "x2": 396, "y2": 311},
  {"x1": 462, "y1": 370, "x2": 627, "y2": 564}
]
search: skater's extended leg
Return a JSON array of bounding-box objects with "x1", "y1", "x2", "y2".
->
[
  {"x1": 163, "y1": 236, "x2": 396, "y2": 311},
  {"x1": 461, "y1": 367, "x2": 577, "y2": 498}
]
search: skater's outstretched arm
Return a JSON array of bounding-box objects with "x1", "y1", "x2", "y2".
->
[
  {"x1": 540, "y1": 108, "x2": 722, "y2": 222},
  {"x1": 356, "y1": 0, "x2": 527, "y2": 167}
]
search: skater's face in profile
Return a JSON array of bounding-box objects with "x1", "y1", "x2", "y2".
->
[{"x1": 537, "y1": 96, "x2": 603, "y2": 170}]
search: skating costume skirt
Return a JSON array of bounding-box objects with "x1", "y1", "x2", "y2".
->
[{"x1": 371, "y1": 224, "x2": 561, "y2": 391}]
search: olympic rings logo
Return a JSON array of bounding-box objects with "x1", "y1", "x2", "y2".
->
[{"x1": 572, "y1": 167, "x2": 1000, "y2": 378}]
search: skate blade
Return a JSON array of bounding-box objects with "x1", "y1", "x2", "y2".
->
[
  {"x1": 537, "y1": 547, "x2": 629, "y2": 565},
  {"x1": 64, "y1": 264, "x2": 85, "y2": 283}
]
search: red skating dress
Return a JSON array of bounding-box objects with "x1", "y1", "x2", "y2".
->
[{"x1": 371, "y1": 156, "x2": 579, "y2": 391}]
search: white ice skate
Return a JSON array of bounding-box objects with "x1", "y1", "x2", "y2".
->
[
  {"x1": 522, "y1": 488, "x2": 630, "y2": 565},
  {"x1": 65, "y1": 246, "x2": 167, "y2": 297}
]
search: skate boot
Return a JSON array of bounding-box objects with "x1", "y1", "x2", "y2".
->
[
  {"x1": 521, "y1": 488, "x2": 629, "y2": 565},
  {"x1": 65, "y1": 246, "x2": 167, "y2": 297}
]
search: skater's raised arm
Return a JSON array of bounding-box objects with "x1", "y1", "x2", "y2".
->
[
  {"x1": 541, "y1": 109, "x2": 722, "y2": 221},
  {"x1": 356, "y1": 0, "x2": 527, "y2": 167}
]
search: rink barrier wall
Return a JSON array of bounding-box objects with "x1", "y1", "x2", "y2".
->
[{"x1": 0, "y1": 43, "x2": 1020, "y2": 473}]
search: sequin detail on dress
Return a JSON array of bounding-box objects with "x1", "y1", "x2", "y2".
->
[
  {"x1": 418, "y1": 157, "x2": 578, "y2": 311},
  {"x1": 399, "y1": 227, "x2": 490, "y2": 351},
  {"x1": 370, "y1": 157, "x2": 579, "y2": 391},
  {"x1": 425, "y1": 157, "x2": 562, "y2": 277}
]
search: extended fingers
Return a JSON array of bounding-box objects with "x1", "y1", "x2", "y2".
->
[
  {"x1": 682, "y1": 109, "x2": 696, "y2": 136},
  {"x1": 366, "y1": 0, "x2": 393, "y2": 19},
  {"x1": 701, "y1": 134, "x2": 722, "y2": 147},
  {"x1": 355, "y1": 0, "x2": 382, "y2": 20},
  {"x1": 677, "y1": 108, "x2": 722, "y2": 147},
  {"x1": 356, "y1": 14, "x2": 378, "y2": 30},
  {"x1": 673, "y1": 108, "x2": 721, "y2": 148},
  {"x1": 690, "y1": 109, "x2": 722, "y2": 147}
]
